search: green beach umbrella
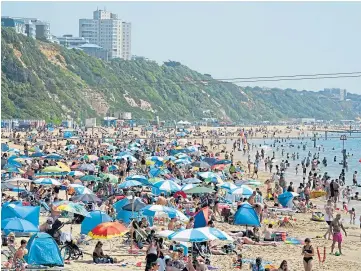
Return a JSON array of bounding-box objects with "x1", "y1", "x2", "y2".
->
[
  {"x1": 100, "y1": 155, "x2": 113, "y2": 161},
  {"x1": 100, "y1": 173, "x2": 118, "y2": 183},
  {"x1": 80, "y1": 175, "x2": 101, "y2": 182}
]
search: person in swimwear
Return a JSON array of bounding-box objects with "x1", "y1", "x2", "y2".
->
[
  {"x1": 301, "y1": 238, "x2": 314, "y2": 271},
  {"x1": 330, "y1": 214, "x2": 347, "y2": 255}
]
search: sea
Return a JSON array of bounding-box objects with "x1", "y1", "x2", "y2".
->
[{"x1": 246, "y1": 134, "x2": 361, "y2": 215}]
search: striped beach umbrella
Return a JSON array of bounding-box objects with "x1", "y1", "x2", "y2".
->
[
  {"x1": 168, "y1": 227, "x2": 233, "y2": 242},
  {"x1": 153, "y1": 180, "x2": 181, "y2": 193},
  {"x1": 33, "y1": 178, "x2": 61, "y2": 186}
]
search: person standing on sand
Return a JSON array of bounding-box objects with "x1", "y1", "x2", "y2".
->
[
  {"x1": 330, "y1": 214, "x2": 347, "y2": 255},
  {"x1": 302, "y1": 238, "x2": 314, "y2": 271},
  {"x1": 323, "y1": 200, "x2": 334, "y2": 240}
]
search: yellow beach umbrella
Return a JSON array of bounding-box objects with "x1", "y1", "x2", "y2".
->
[{"x1": 57, "y1": 162, "x2": 70, "y2": 172}]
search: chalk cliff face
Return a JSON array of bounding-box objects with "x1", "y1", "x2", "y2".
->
[{"x1": 2, "y1": 28, "x2": 360, "y2": 123}]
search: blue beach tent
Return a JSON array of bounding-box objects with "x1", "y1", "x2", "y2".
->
[
  {"x1": 234, "y1": 203, "x2": 261, "y2": 227},
  {"x1": 25, "y1": 232, "x2": 64, "y2": 267}
]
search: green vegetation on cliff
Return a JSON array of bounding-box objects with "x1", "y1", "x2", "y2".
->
[{"x1": 2, "y1": 28, "x2": 360, "y2": 122}]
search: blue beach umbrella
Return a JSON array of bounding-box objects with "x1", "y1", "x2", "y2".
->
[
  {"x1": 126, "y1": 175, "x2": 149, "y2": 184},
  {"x1": 118, "y1": 180, "x2": 142, "y2": 189},
  {"x1": 81, "y1": 211, "x2": 112, "y2": 235},
  {"x1": 45, "y1": 154, "x2": 63, "y2": 160},
  {"x1": 1, "y1": 217, "x2": 39, "y2": 234},
  {"x1": 31, "y1": 152, "x2": 45, "y2": 158}
]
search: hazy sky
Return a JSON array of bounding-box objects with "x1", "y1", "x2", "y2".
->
[{"x1": 2, "y1": 1, "x2": 361, "y2": 94}]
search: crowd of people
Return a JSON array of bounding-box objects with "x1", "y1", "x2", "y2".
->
[{"x1": 1, "y1": 125, "x2": 360, "y2": 271}]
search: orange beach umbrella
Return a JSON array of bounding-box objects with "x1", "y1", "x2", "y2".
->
[{"x1": 88, "y1": 221, "x2": 128, "y2": 239}]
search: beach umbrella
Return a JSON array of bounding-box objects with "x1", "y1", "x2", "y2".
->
[
  {"x1": 278, "y1": 192, "x2": 299, "y2": 208},
  {"x1": 156, "y1": 230, "x2": 175, "y2": 239},
  {"x1": 237, "y1": 185, "x2": 254, "y2": 196},
  {"x1": 65, "y1": 144, "x2": 77, "y2": 150},
  {"x1": 218, "y1": 182, "x2": 237, "y2": 191},
  {"x1": 175, "y1": 153, "x2": 189, "y2": 159},
  {"x1": 118, "y1": 180, "x2": 142, "y2": 189},
  {"x1": 121, "y1": 198, "x2": 147, "y2": 212},
  {"x1": 175, "y1": 158, "x2": 191, "y2": 165},
  {"x1": 153, "y1": 180, "x2": 181, "y2": 193},
  {"x1": 72, "y1": 194, "x2": 101, "y2": 203},
  {"x1": 88, "y1": 221, "x2": 128, "y2": 239},
  {"x1": 149, "y1": 168, "x2": 162, "y2": 178},
  {"x1": 30, "y1": 152, "x2": 45, "y2": 158},
  {"x1": 57, "y1": 162, "x2": 71, "y2": 172},
  {"x1": 164, "y1": 156, "x2": 177, "y2": 161},
  {"x1": 81, "y1": 211, "x2": 113, "y2": 235},
  {"x1": 181, "y1": 183, "x2": 199, "y2": 191},
  {"x1": 234, "y1": 203, "x2": 261, "y2": 227},
  {"x1": 126, "y1": 175, "x2": 149, "y2": 184},
  {"x1": 114, "y1": 154, "x2": 137, "y2": 162},
  {"x1": 81, "y1": 155, "x2": 98, "y2": 161},
  {"x1": 80, "y1": 175, "x2": 100, "y2": 182},
  {"x1": 69, "y1": 184, "x2": 93, "y2": 195},
  {"x1": 4, "y1": 177, "x2": 32, "y2": 184},
  {"x1": 168, "y1": 227, "x2": 233, "y2": 242},
  {"x1": 78, "y1": 164, "x2": 96, "y2": 171},
  {"x1": 33, "y1": 178, "x2": 61, "y2": 186},
  {"x1": 1, "y1": 217, "x2": 39, "y2": 234},
  {"x1": 201, "y1": 157, "x2": 218, "y2": 165},
  {"x1": 148, "y1": 177, "x2": 163, "y2": 184},
  {"x1": 191, "y1": 161, "x2": 211, "y2": 168},
  {"x1": 198, "y1": 171, "x2": 217, "y2": 179},
  {"x1": 148, "y1": 156, "x2": 164, "y2": 162},
  {"x1": 107, "y1": 145, "x2": 118, "y2": 151},
  {"x1": 42, "y1": 166, "x2": 68, "y2": 173},
  {"x1": 117, "y1": 151, "x2": 133, "y2": 157},
  {"x1": 45, "y1": 153, "x2": 63, "y2": 160},
  {"x1": 183, "y1": 186, "x2": 214, "y2": 194},
  {"x1": 205, "y1": 175, "x2": 223, "y2": 184},
  {"x1": 67, "y1": 171, "x2": 84, "y2": 177},
  {"x1": 108, "y1": 165, "x2": 119, "y2": 171},
  {"x1": 53, "y1": 201, "x2": 90, "y2": 217},
  {"x1": 100, "y1": 155, "x2": 113, "y2": 161},
  {"x1": 215, "y1": 159, "x2": 232, "y2": 165},
  {"x1": 100, "y1": 173, "x2": 118, "y2": 183},
  {"x1": 182, "y1": 178, "x2": 202, "y2": 184},
  {"x1": 141, "y1": 205, "x2": 189, "y2": 222}
]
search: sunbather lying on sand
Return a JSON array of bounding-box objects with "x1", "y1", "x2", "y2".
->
[{"x1": 235, "y1": 236, "x2": 278, "y2": 249}]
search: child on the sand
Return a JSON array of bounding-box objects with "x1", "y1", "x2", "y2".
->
[{"x1": 349, "y1": 208, "x2": 356, "y2": 224}]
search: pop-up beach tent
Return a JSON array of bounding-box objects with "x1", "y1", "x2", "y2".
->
[
  {"x1": 278, "y1": 192, "x2": 298, "y2": 208},
  {"x1": 234, "y1": 202, "x2": 261, "y2": 227},
  {"x1": 25, "y1": 232, "x2": 64, "y2": 267}
]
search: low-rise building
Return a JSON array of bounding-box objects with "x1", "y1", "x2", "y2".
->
[
  {"x1": 1, "y1": 17, "x2": 26, "y2": 35},
  {"x1": 57, "y1": 35, "x2": 89, "y2": 48},
  {"x1": 77, "y1": 43, "x2": 108, "y2": 61}
]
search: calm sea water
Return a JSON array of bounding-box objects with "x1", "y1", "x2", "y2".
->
[{"x1": 247, "y1": 135, "x2": 361, "y2": 214}]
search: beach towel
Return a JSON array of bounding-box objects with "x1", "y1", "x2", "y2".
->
[{"x1": 285, "y1": 237, "x2": 304, "y2": 245}]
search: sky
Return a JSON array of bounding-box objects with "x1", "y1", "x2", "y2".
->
[{"x1": 2, "y1": 1, "x2": 361, "y2": 94}]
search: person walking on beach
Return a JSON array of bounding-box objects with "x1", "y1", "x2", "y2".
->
[
  {"x1": 302, "y1": 238, "x2": 314, "y2": 271},
  {"x1": 323, "y1": 199, "x2": 334, "y2": 240},
  {"x1": 330, "y1": 214, "x2": 347, "y2": 255}
]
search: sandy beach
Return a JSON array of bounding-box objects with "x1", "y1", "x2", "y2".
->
[{"x1": 1, "y1": 125, "x2": 361, "y2": 271}]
